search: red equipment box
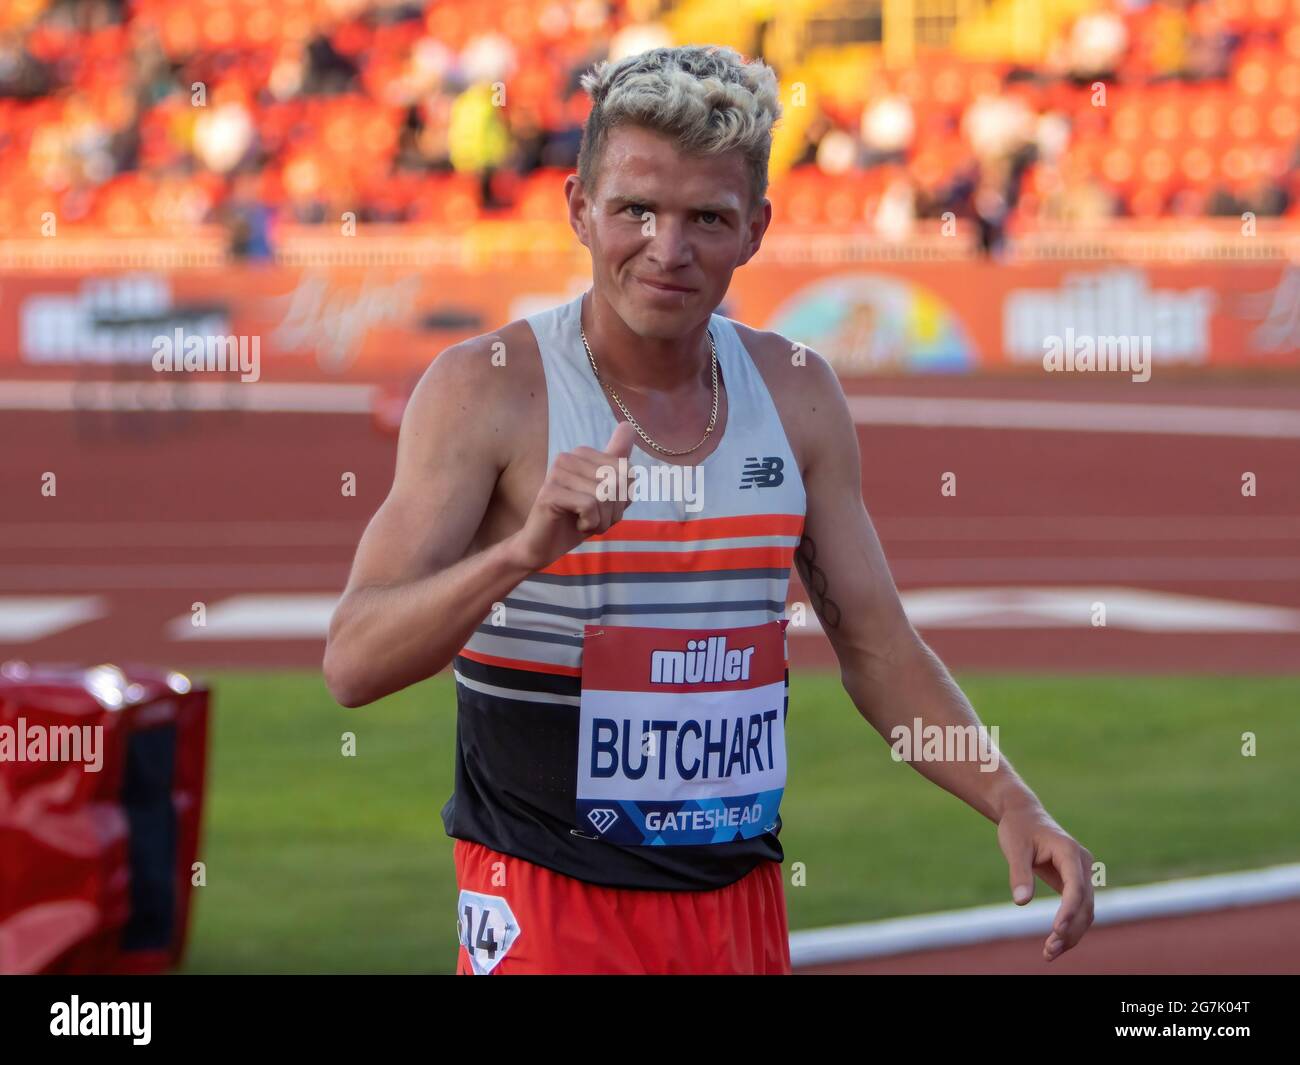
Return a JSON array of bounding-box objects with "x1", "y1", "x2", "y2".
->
[{"x1": 0, "y1": 662, "x2": 209, "y2": 974}]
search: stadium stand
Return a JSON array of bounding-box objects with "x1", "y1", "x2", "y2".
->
[{"x1": 0, "y1": 0, "x2": 1297, "y2": 251}]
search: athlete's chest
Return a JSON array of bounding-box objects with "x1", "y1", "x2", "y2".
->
[{"x1": 478, "y1": 340, "x2": 807, "y2": 548}]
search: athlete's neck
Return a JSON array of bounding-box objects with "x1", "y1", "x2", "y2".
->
[{"x1": 581, "y1": 289, "x2": 713, "y2": 395}]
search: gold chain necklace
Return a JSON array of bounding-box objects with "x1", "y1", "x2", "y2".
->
[{"x1": 580, "y1": 323, "x2": 718, "y2": 457}]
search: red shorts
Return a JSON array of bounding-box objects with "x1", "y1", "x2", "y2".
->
[{"x1": 453, "y1": 839, "x2": 791, "y2": 975}]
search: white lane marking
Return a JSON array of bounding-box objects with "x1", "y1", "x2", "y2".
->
[
  {"x1": 874, "y1": 515, "x2": 1300, "y2": 541},
  {"x1": 0, "y1": 521, "x2": 364, "y2": 549},
  {"x1": 790, "y1": 862, "x2": 1300, "y2": 967},
  {"x1": 0, "y1": 596, "x2": 107, "y2": 641},
  {"x1": 0, "y1": 564, "x2": 347, "y2": 590},
  {"x1": 0, "y1": 380, "x2": 374, "y2": 413},
  {"x1": 846, "y1": 395, "x2": 1300, "y2": 438},
  {"x1": 167, "y1": 594, "x2": 339, "y2": 640},
  {"x1": 5, "y1": 556, "x2": 1297, "y2": 595},
  {"x1": 902, "y1": 586, "x2": 1300, "y2": 632},
  {"x1": 888, "y1": 557, "x2": 1300, "y2": 581},
  {"x1": 4, "y1": 381, "x2": 1299, "y2": 437},
  {"x1": 787, "y1": 586, "x2": 1300, "y2": 634},
  {"x1": 8, "y1": 587, "x2": 1294, "y2": 642}
]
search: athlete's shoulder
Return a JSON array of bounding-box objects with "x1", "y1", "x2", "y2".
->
[
  {"x1": 726, "y1": 318, "x2": 842, "y2": 399},
  {"x1": 724, "y1": 318, "x2": 847, "y2": 470},
  {"x1": 400, "y1": 316, "x2": 545, "y2": 466},
  {"x1": 426, "y1": 316, "x2": 543, "y2": 390}
]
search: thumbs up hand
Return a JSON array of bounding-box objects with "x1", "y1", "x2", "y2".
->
[{"x1": 510, "y1": 421, "x2": 638, "y2": 571}]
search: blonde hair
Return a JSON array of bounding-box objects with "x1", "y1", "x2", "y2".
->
[{"x1": 577, "y1": 45, "x2": 782, "y2": 209}]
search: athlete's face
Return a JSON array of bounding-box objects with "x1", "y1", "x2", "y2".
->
[{"x1": 566, "y1": 125, "x2": 771, "y2": 340}]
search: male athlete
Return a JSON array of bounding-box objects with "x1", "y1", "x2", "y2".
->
[{"x1": 324, "y1": 45, "x2": 1095, "y2": 975}]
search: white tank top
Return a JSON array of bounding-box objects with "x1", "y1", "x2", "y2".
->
[
  {"x1": 457, "y1": 289, "x2": 807, "y2": 680},
  {"x1": 443, "y1": 290, "x2": 807, "y2": 890}
]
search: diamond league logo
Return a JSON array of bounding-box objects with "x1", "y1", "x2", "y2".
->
[{"x1": 587, "y1": 808, "x2": 619, "y2": 834}]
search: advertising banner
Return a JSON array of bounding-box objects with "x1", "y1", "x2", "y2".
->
[{"x1": 0, "y1": 257, "x2": 1294, "y2": 383}]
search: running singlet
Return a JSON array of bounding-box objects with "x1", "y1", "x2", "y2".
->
[{"x1": 441, "y1": 290, "x2": 807, "y2": 890}]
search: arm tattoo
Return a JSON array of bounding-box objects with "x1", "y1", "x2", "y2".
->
[{"x1": 794, "y1": 535, "x2": 842, "y2": 630}]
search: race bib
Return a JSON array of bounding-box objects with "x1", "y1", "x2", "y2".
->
[{"x1": 576, "y1": 620, "x2": 788, "y2": 846}]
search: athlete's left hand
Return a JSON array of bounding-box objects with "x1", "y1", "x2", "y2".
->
[{"x1": 997, "y1": 803, "x2": 1095, "y2": 963}]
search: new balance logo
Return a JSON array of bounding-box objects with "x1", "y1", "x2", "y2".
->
[
  {"x1": 588, "y1": 808, "x2": 619, "y2": 834},
  {"x1": 740, "y1": 456, "x2": 784, "y2": 488}
]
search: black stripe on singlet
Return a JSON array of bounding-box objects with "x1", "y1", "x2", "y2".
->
[{"x1": 452, "y1": 654, "x2": 580, "y2": 699}]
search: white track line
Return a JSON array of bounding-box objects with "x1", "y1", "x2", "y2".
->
[
  {"x1": 0, "y1": 517, "x2": 1294, "y2": 550},
  {"x1": 0, "y1": 380, "x2": 374, "y2": 413},
  {"x1": 3, "y1": 381, "x2": 1298, "y2": 437},
  {"x1": 874, "y1": 515, "x2": 1300, "y2": 541},
  {"x1": 787, "y1": 586, "x2": 1300, "y2": 636},
  {"x1": 0, "y1": 521, "x2": 364, "y2": 548},
  {"x1": 789, "y1": 862, "x2": 1300, "y2": 967},
  {"x1": 167, "y1": 594, "x2": 339, "y2": 639},
  {"x1": 846, "y1": 395, "x2": 1300, "y2": 437},
  {"x1": 0, "y1": 563, "x2": 347, "y2": 590},
  {"x1": 886, "y1": 557, "x2": 1300, "y2": 581},
  {"x1": 0, "y1": 595, "x2": 106, "y2": 641}
]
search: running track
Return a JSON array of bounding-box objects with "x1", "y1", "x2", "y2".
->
[
  {"x1": 2, "y1": 375, "x2": 1297, "y2": 673},
  {"x1": 798, "y1": 898, "x2": 1300, "y2": 974}
]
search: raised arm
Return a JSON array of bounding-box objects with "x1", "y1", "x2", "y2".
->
[
  {"x1": 323, "y1": 339, "x2": 636, "y2": 708},
  {"x1": 323, "y1": 341, "x2": 526, "y2": 706},
  {"x1": 790, "y1": 350, "x2": 1095, "y2": 963}
]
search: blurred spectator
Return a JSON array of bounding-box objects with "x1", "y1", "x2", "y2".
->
[
  {"x1": 1146, "y1": 3, "x2": 1190, "y2": 81},
  {"x1": 1183, "y1": 5, "x2": 1234, "y2": 81},
  {"x1": 874, "y1": 169, "x2": 916, "y2": 242},
  {"x1": 448, "y1": 81, "x2": 512, "y2": 209},
  {"x1": 962, "y1": 91, "x2": 1035, "y2": 162},
  {"x1": 973, "y1": 162, "x2": 1012, "y2": 256},
  {"x1": 0, "y1": 29, "x2": 54, "y2": 97},
  {"x1": 1065, "y1": 9, "x2": 1129, "y2": 82},
  {"x1": 860, "y1": 94, "x2": 914, "y2": 166},
  {"x1": 815, "y1": 128, "x2": 859, "y2": 175},
  {"x1": 1040, "y1": 155, "x2": 1118, "y2": 226},
  {"x1": 608, "y1": 0, "x2": 671, "y2": 62},
  {"x1": 192, "y1": 86, "x2": 255, "y2": 174},
  {"x1": 268, "y1": 42, "x2": 308, "y2": 102},
  {"x1": 461, "y1": 32, "x2": 515, "y2": 86},
  {"x1": 791, "y1": 107, "x2": 837, "y2": 168},
  {"x1": 302, "y1": 34, "x2": 360, "y2": 95},
  {"x1": 218, "y1": 169, "x2": 273, "y2": 259}
]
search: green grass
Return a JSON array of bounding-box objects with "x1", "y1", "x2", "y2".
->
[{"x1": 180, "y1": 671, "x2": 1300, "y2": 973}]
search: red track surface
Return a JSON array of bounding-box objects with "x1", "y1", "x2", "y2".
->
[{"x1": 797, "y1": 898, "x2": 1300, "y2": 975}]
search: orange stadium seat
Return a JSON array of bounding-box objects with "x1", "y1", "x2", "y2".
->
[
  {"x1": 1276, "y1": 62, "x2": 1300, "y2": 99},
  {"x1": 516, "y1": 168, "x2": 570, "y2": 223},
  {"x1": 1188, "y1": 94, "x2": 1227, "y2": 142},
  {"x1": 1179, "y1": 144, "x2": 1217, "y2": 187},
  {"x1": 1229, "y1": 101, "x2": 1264, "y2": 140},
  {"x1": 406, "y1": 172, "x2": 481, "y2": 226},
  {"x1": 1268, "y1": 102, "x2": 1300, "y2": 142},
  {"x1": 1147, "y1": 96, "x2": 1185, "y2": 142}
]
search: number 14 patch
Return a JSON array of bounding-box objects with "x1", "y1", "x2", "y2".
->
[{"x1": 457, "y1": 890, "x2": 521, "y2": 975}]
